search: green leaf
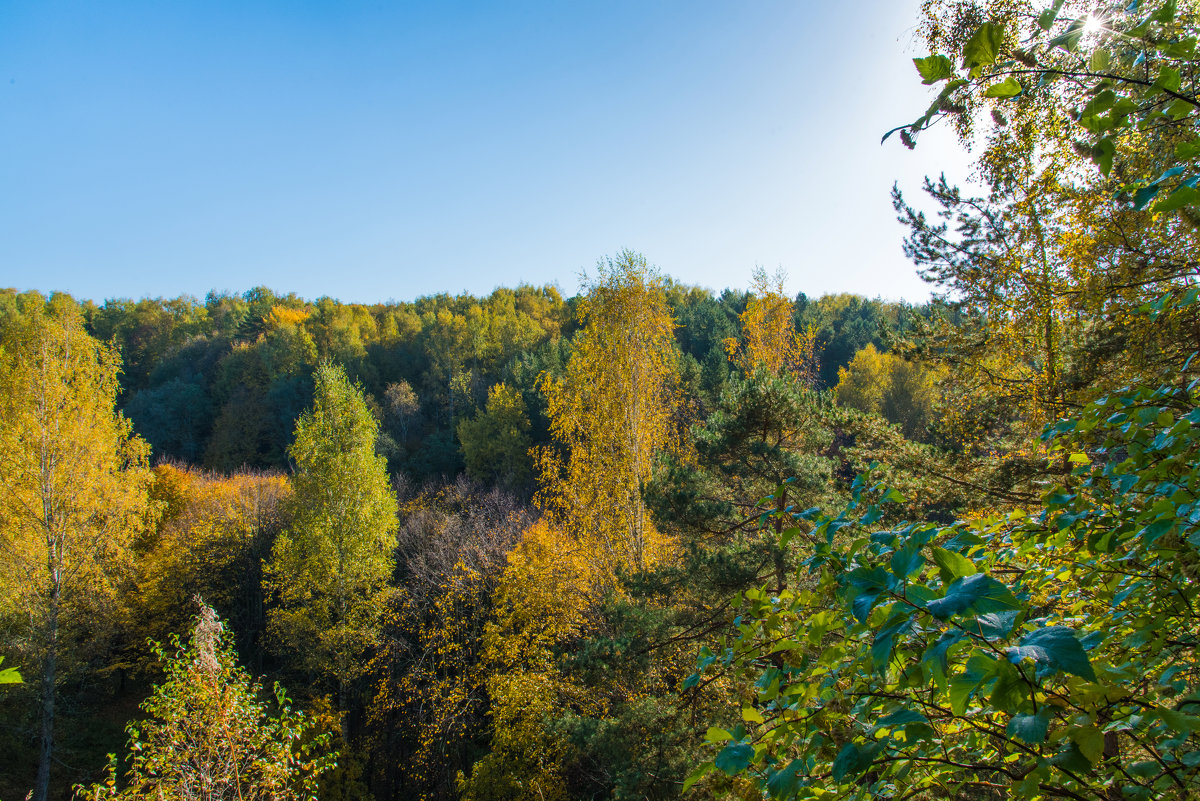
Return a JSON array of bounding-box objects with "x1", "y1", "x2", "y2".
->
[
  {"x1": 983, "y1": 76, "x2": 1023, "y2": 98},
  {"x1": 1006, "y1": 626, "x2": 1096, "y2": 681},
  {"x1": 972, "y1": 610, "x2": 1021, "y2": 640},
  {"x1": 1175, "y1": 138, "x2": 1200, "y2": 160},
  {"x1": 877, "y1": 707, "x2": 928, "y2": 727},
  {"x1": 1037, "y1": 0, "x2": 1066, "y2": 30},
  {"x1": 831, "y1": 742, "x2": 880, "y2": 782},
  {"x1": 765, "y1": 761, "x2": 805, "y2": 799},
  {"x1": 1049, "y1": 17, "x2": 1086, "y2": 51},
  {"x1": 988, "y1": 657, "x2": 1028, "y2": 710},
  {"x1": 871, "y1": 609, "x2": 914, "y2": 674},
  {"x1": 1164, "y1": 36, "x2": 1197, "y2": 59},
  {"x1": 949, "y1": 652, "x2": 998, "y2": 715},
  {"x1": 926, "y1": 574, "x2": 1021, "y2": 620},
  {"x1": 913, "y1": 54, "x2": 954, "y2": 84},
  {"x1": 741, "y1": 706, "x2": 765, "y2": 724},
  {"x1": 1155, "y1": 65, "x2": 1182, "y2": 93},
  {"x1": 891, "y1": 544, "x2": 925, "y2": 580},
  {"x1": 962, "y1": 22, "x2": 1005, "y2": 67},
  {"x1": 1048, "y1": 741, "x2": 1094, "y2": 775},
  {"x1": 1152, "y1": 184, "x2": 1200, "y2": 213},
  {"x1": 1133, "y1": 183, "x2": 1162, "y2": 210},
  {"x1": 1167, "y1": 98, "x2": 1196, "y2": 120},
  {"x1": 682, "y1": 762, "x2": 714, "y2": 792},
  {"x1": 705, "y1": 726, "x2": 733, "y2": 742},
  {"x1": 1156, "y1": 706, "x2": 1200, "y2": 734},
  {"x1": 1092, "y1": 137, "x2": 1115, "y2": 175},
  {"x1": 1070, "y1": 724, "x2": 1105, "y2": 765},
  {"x1": 715, "y1": 743, "x2": 755, "y2": 775},
  {"x1": 924, "y1": 630, "x2": 965, "y2": 677},
  {"x1": 931, "y1": 546, "x2": 977, "y2": 583},
  {"x1": 1007, "y1": 710, "x2": 1051, "y2": 744}
]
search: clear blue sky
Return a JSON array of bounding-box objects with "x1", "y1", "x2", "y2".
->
[{"x1": 0, "y1": 1, "x2": 973, "y2": 304}]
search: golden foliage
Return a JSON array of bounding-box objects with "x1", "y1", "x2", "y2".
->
[
  {"x1": 536, "y1": 251, "x2": 681, "y2": 575},
  {"x1": 460, "y1": 520, "x2": 602, "y2": 801},
  {"x1": 834, "y1": 343, "x2": 944, "y2": 441},
  {"x1": 725, "y1": 267, "x2": 820, "y2": 384},
  {"x1": 0, "y1": 294, "x2": 155, "y2": 798},
  {"x1": 132, "y1": 464, "x2": 291, "y2": 660}
]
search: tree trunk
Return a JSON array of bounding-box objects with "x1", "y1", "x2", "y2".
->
[{"x1": 34, "y1": 587, "x2": 59, "y2": 801}]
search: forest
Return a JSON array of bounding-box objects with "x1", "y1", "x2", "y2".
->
[{"x1": 3, "y1": 0, "x2": 1200, "y2": 799}]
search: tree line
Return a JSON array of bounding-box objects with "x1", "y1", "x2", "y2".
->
[
  {"x1": 0, "y1": 267, "x2": 938, "y2": 800},
  {"x1": 6, "y1": 0, "x2": 1200, "y2": 798}
]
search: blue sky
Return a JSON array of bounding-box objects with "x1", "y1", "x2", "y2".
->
[{"x1": 0, "y1": 1, "x2": 973, "y2": 304}]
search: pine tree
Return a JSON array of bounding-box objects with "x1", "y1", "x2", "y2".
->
[{"x1": 0, "y1": 293, "x2": 153, "y2": 801}]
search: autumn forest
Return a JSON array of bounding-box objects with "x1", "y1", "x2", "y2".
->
[{"x1": 5, "y1": 1, "x2": 1200, "y2": 800}]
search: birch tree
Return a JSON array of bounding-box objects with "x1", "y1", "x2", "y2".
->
[{"x1": 0, "y1": 293, "x2": 152, "y2": 801}]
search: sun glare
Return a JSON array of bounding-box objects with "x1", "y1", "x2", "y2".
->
[{"x1": 1083, "y1": 14, "x2": 1104, "y2": 37}]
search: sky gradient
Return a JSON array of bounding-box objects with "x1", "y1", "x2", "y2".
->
[{"x1": 0, "y1": 1, "x2": 974, "y2": 304}]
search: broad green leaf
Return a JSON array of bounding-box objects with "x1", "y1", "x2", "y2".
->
[
  {"x1": 1156, "y1": 706, "x2": 1200, "y2": 733},
  {"x1": 715, "y1": 743, "x2": 755, "y2": 775},
  {"x1": 1167, "y1": 98, "x2": 1196, "y2": 120},
  {"x1": 1164, "y1": 36, "x2": 1197, "y2": 59},
  {"x1": 1007, "y1": 710, "x2": 1051, "y2": 744},
  {"x1": 1070, "y1": 724, "x2": 1105, "y2": 765},
  {"x1": 1048, "y1": 742, "x2": 1094, "y2": 775},
  {"x1": 913, "y1": 54, "x2": 954, "y2": 84},
  {"x1": 890, "y1": 544, "x2": 924, "y2": 580},
  {"x1": 931, "y1": 546, "x2": 976, "y2": 583},
  {"x1": 1171, "y1": 138, "x2": 1200, "y2": 160},
  {"x1": 924, "y1": 630, "x2": 965, "y2": 677},
  {"x1": 1093, "y1": 137, "x2": 1115, "y2": 175},
  {"x1": 1154, "y1": 0, "x2": 1178, "y2": 23},
  {"x1": 765, "y1": 761, "x2": 805, "y2": 799},
  {"x1": 1049, "y1": 16, "x2": 1086, "y2": 51},
  {"x1": 871, "y1": 609, "x2": 914, "y2": 674},
  {"x1": 983, "y1": 76, "x2": 1022, "y2": 98},
  {"x1": 962, "y1": 22, "x2": 1005, "y2": 67},
  {"x1": 1037, "y1": 0, "x2": 1066, "y2": 30},
  {"x1": 877, "y1": 707, "x2": 928, "y2": 727},
  {"x1": 705, "y1": 726, "x2": 733, "y2": 742},
  {"x1": 972, "y1": 610, "x2": 1021, "y2": 640},
  {"x1": 831, "y1": 742, "x2": 880, "y2": 782},
  {"x1": 1133, "y1": 183, "x2": 1162, "y2": 210},
  {"x1": 949, "y1": 652, "x2": 998, "y2": 715},
  {"x1": 1155, "y1": 65, "x2": 1182, "y2": 92},
  {"x1": 926, "y1": 574, "x2": 1020, "y2": 619},
  {"x1": 988, "y1": 658, "x2": 1028, "y2": 710},
  {"x1": 1152, "y1": 184, "x2": 1200, "y2": 213},
  {"x1": 742, "y1": 706, "x2": 764, "y2": 724},
  {"x1": 1006, "y1": 626, "x2": 1096, "y2": 681}
]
